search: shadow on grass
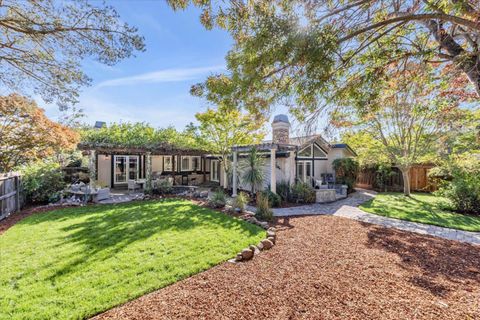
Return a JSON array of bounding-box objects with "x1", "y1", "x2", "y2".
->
[
  {"x1": 363, "y1": 223, "x2": 480, "y2": 297},
  {"x1": 16, "y1": 198, "x2": 262, "y2": 280}
]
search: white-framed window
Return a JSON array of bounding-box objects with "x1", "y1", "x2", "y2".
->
[
  {"x1": 211, "y1": 160, "x2": 219, "y2": 182},
  {"x1": 298, "y1": 146, "x2": 312, "y2": 157},
  {"x1": 297, "y1": 144, "x2": 327, "y2": 159},
  {"x1": 296, "y1": 160, "x2": 312, "y2": 183},
  {"x1": 114, "y1": 155, "x2": 139, "y2": 184},
  {"x1": 163, "y1": 156, "x2": 173, "y2": 171},
  {"x1": 192, "y1": 156, "x2": 201, "y2": 171},
  {"x1": 181, "y1": 156, "x2": 190, "y2": 171},
  {"x1": 313, "y1": 144, "x2": 327, "y2": 158}
]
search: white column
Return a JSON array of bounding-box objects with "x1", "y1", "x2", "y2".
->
[
  {"x1": 232, "y1": 151, "x2": 238, "y2": 197},
  {"x1": 270, "y1": 148, "x2": 276, "y2": 193}
]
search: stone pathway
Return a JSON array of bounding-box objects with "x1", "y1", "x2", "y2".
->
[{"x1": 270, "y1": 189, "x2": 480, "y2": 245}]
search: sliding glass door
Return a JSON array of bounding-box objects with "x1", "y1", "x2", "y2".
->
[{"x1": 114, "y1": 155, "x2": 139, "y2": 184}]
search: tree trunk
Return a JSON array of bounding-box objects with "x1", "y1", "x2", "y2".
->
[{"x1": 400, "y1": 167, "x2": 411, "y2": 196}]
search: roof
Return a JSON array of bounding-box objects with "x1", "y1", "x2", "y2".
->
[
  {"x1": 94, "y1": 121, "x2": 106, "y2": 129},
  {"x1": 77, "y1": 142, "x2": 208, "y2": 156},
  {"x1": 272, "y1": 114, "x2": 290, "y2": 124},
  {"x1": 331, "y1": 143, "x2": 357, "y2": 156}
]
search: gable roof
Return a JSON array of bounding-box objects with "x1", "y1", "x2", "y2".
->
[{"x1": 331, "y1": 143, "x2": 357, "y2": 156}]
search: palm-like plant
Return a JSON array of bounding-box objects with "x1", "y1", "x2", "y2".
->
[{"x1": 241, "y1": 148, "x2": 265, "y2": 194}]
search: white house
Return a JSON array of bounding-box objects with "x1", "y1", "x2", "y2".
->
[{"x1": 228, "y1": 114, "x2": 356, "y2": 195}]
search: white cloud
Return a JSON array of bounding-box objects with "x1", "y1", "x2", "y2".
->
[{"x1": 96, "y1": 65, "x2": 225, "y2": 88}]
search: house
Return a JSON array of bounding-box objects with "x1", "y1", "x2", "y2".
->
[
  {"x1": 228, "y1": 114, "x2": 356, "y2": 195},
  {"x1": 78, "y1": 143, "x2": 221, "y2": 189}
]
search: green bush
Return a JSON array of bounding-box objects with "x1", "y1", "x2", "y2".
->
[
  {"x1": 276, "y1": 180, "x2": 291, "y2": 202},
  {"x1": 209, "y1": 189, "x2": 227, "y2": 208},
  {"x1": 332, "y1": 158, "x2": 359, "y2": 193},
  {"x1": 20, "y1": 161, "x2": 65, "y2": 204},
  {"x1": 437, "y1": 163, "x2": 480, "y2": 215},
  {"x1": 261, "y1": 189, "x2": 282, "y2": 208},
  {"x1": 291, "y1": 182, "x2": 316, "y2": 203},
  {"x1": 234, "y1": 191, "x2": 249, "y2": 212},
  {"x1": 155, "y1": 179, "x2": 173, "y2": 195},
  {"x1": 255, "y1": 192, "x2": 273, "y2": 221}
]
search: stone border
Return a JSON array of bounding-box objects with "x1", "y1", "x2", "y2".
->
[{"x1": 229, "y1": 223, "x2": 277, "y2": 263}]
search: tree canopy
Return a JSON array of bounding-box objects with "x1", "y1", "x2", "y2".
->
[
  {"x1": 0, "y1": 94, "x2": 79, "y2": 172},
  {"x1": 80, "y1": 122, "x2": 203, "y2": 151},
  {"x1": 0, "y1": 0, "x2": 144, "y2": 108},
  {"x1": 169, "y1": 0, "x2": 479, "y2": 119}
]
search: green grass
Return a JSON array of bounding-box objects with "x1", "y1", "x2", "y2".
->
[
  {"x1": 359, "y1": 192, "x2": 480, "y2": 232},
  {"x1": 0, "y1": 199, "x2": 264, "y2": 320}
]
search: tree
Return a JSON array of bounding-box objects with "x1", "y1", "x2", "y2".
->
[
  {"x1": 0, "y1": 94, "x2": 79, "y2": 172},
  {"x1": 241, "y1": 148, "x2": 265, "y2": 194},
  {"x1": 0, "y1": 0, "x2": 144, "y2": 108},
  {"x1": 332, "y1": 61, "x2": 464, "y2": 195},
  {"x1": 194, "y1": 105, "x2": 266, "y2": 188},
  {"x1": 168, "y1": 0, "x2": 480, "y2": 118}
]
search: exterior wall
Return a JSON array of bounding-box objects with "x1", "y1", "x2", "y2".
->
[
  {"x1": 97, "y1": 155, "x2": 111, "y2": 187},
  {"x1": 151, "y1": 156, "x2": 163, "y2": 173}
]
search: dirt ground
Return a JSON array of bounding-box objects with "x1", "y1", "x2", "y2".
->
[{"x1": 93, "y1": 215, "x2": 480, "y2": 320}]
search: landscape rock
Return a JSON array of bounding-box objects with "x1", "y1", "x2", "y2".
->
[
  {"x1": 268, "y1": 227, "x2": 276, "y2": 233},
  {"x1": 267, "y1": 236, "x2": 276, "y2": 245},
  {"x1": 260, "y1": 221, "x2": 269, "y2": 229},
  {"x1": 266, "y1": 230, "x2": 276, "y2": 239},
  {"x1": 261, "y1": 239, "x2": 274, "y2": 250},
  {"x1": 256, "y1": 242, "x2": 264, "y2": 251},
  {"x1": 235, "y1": 254, "x2": 243, "y2": 262},
  {"x1": 249, "y1": 245, "x2": 260, "y2": 255},
  {"x1": 241, "y1": 248, "x2": 254, "y2": 260}
]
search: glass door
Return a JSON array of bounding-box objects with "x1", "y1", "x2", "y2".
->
[
  {"x1": 296, "y1": 161, "x2": 312, "y2": 184},
  {"x1": 210, "y1": 160, "x2": 219, "y2": 182},
  {"x1": 114, "y1": 155, "x2": 139, "y2": 184}
]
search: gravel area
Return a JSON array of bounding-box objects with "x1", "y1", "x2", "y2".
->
[{"x1": 93, "y1": 215, "x2": 480, "y2": 320}]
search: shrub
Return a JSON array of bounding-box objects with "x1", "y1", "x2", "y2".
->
[
  {"x1": 332, "y1": 158, "x2": 359, "y2": 193},
  {"x1": 255, "y1": 192, "x2": 273, "y2": 221},
  {"x1": 156, "y1": 179, "x2": 173, "y2": 195},
  {"x1": 20, "y1": 161, "x2": 65, "y2": 204},
  {"x1": 291, "y1": 182, "x2": 316, "y2": 203},
  {"x1": 436, "y1": 163, "x2": 480, "y2": 215},
  {"x1": 276, "y1": 180, "x2": 291, "y2": 202},
  {"x1": 261, "y1": 189, "x2": 282, "y2": 208},
  {"x1": 234, "y1": 191, "x2": 249, "y2": 212},
  {"x1": 209, "y1": 189, "x2": 227, "y2": 208}
]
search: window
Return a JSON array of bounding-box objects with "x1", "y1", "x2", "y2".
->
[
  {"x1": 181, "y1": 156, "x2": 190, "y2": 171},
  {"x1": 114, "y1": 155, "x2": 139, "y2": 184},
  {"x1": 298, "y1": 146, "x2": 312, "y2": 157},
  {"x1": 163, "y1": 156, "x2": 172, "y2": 171},
  {"x1": 211, "y1": 160, "x2": 219, "y2": 182},
  {"x1": 296, "y1": 160, "x2": 312, "y2": 183},
  {"x1": 313, "y1": 144, "x2": 327, "y2": 158},
  {"x1": 192, "y1": 156, "x2": 201, "y2": 171}
]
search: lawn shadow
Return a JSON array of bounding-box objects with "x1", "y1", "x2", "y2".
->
[
  {"x1": 363, "y1": 223, "x2": 480, "y2": 297},
  {"x1": 17, "y1": 198, "x2": 262, "y2": 281}
]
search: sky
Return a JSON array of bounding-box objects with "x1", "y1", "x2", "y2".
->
[{"x1": 43, "y1": 1, "x2": 232, "y2": 129}]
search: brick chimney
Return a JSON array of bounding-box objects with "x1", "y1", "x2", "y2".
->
[{"x1": 272, "y1": 114, "x2": 290, "y2": 144}]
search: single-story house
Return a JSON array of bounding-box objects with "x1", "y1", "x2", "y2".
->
[
  {"x1": 78, "y1": 143, "x2": 221, "y2": 189},
  {"x1": 228, "y1": 114, "x2": 356, "y2": 195}
]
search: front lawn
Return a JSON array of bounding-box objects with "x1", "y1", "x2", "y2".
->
[
  {"x1": 359, "y1": 192, "x2": 480, "y2": 232},
  {"x1": 0, "y1": 199, "x2": 264, "y2": 320}
]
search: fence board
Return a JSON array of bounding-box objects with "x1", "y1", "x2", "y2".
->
[
  {"x1": 356, "y1": 165, "x2": 437, "y2": 192},
  {"x1": 0, "y1": 172, "x2": 22, "y2": 220}
]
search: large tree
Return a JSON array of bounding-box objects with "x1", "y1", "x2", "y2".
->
[
  {"x1": 194, "y1": 105, "x2": 266, "y2": 188},
  {"x1": 333, "y1": 60, "x2": 464, "y2": 195},
  {"x1": 0, "y1": 94, "x2": 79, "y2": 172},
  {"x1": 0, "y1": 0, "x2": 144, "y2": 108},
  {"x1": 168, "y1": 0, "x2": 479, "y2": 118}
]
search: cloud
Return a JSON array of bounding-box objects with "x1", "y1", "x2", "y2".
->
[{"x1": 96, "y1": 65, "x2": 225, "y2": 88}]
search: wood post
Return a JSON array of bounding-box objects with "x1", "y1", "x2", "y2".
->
[
  {"x1": 88, "y1": 150, "x2": 96, "y2": 187},
  {"x1": 145, "y1": 152, "x2": 152, "y2": 193}
]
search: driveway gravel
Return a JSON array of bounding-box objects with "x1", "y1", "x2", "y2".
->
[{"x1": 93, "y1": 215, "x2": 480, "y2": 320}]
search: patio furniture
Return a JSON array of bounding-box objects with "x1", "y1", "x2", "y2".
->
[{"x1": 128, "y1": 180, "x2": 141, "y2": 192}]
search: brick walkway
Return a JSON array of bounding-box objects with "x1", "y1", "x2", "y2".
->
[{"x1": 271, "y1": 189, "x2": 480, "y2": 245}]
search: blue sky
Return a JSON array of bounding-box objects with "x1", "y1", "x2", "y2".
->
[{"x1": 43, "y1": 1, "x2": 231, "y2": 129}]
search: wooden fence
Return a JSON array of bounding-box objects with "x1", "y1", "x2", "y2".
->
[
  {"x1": 356, "y1": 164, "x2": 437, "y2": 192},
  {"x1": 0, "y1": 172, "x2": 22, "y2": 220}
]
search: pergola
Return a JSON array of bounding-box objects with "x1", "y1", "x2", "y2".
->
[
  {"x1": 78, "y1": 142, "x2": 210, "y2": 190},
  {"x1": 231, "y1": 143, "x2": 298, "y2": 197}
]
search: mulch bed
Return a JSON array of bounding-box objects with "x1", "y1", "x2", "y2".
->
[{"x1": 93, "y1": 215, "x2": 480, "y2": 320}]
